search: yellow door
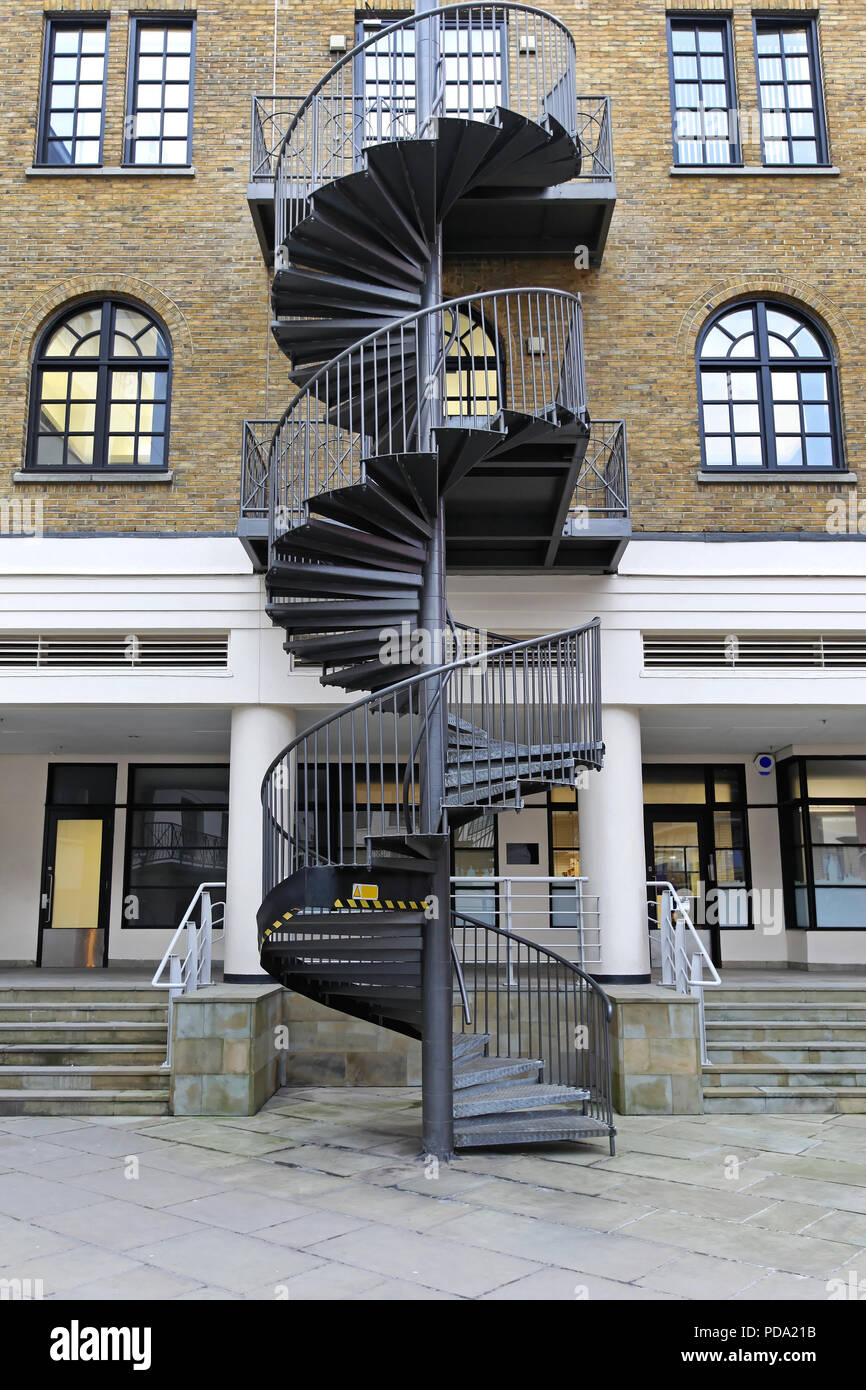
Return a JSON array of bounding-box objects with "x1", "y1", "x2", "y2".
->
[{"x1": 51, "y1": 818, "x2": 103, "y2": 929}]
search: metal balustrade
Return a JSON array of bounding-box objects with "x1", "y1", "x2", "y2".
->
[
  {"x1": 242, "y1": 413, "x2": 628, "y2": 530},
  {"x1": 268, "y1": 287, "x2": 587, "y2": 550},
  {"x1": 648, "y1": 880, "x2": 721, "y2": 1065},
  {"x1": 451, "y1": 875, "x2": 601, "y2": 968},
  {"x1": 272, "y1": 4, "x2": 580, "y2": 248},
  {"x1": 252, "y1": 90, "x2": 614, "y2": 185},
  {"x1": 452, "y1": 908, "x2": 614, "y2": 1136},
  {"x1": 261, "y1": 620, "x2": 602, "y2": 893},
  {"x1": 241, "y1": 419, "x2": 275, "y2": 519},
  {"x1": 566, "y1": 418, "x2": 628, "y2": 528}
]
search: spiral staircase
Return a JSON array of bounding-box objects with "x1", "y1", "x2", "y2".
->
[{"x1": 255, "y1": 2, "x2": 617, "y2": 1158}]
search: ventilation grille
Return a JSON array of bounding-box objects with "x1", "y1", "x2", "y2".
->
[
  {"x1": 0, "y1": 633, "x2": 229, "y2": 671},
  {"x1": 643, "y1": 634, "x2": 866, "y2": 670}
]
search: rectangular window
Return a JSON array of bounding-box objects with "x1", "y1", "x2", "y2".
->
[
  {"x1": 125, "y1": 19, "x2": 195, "y2": 166},
  {"x1": 778, "y1": 758, "x2": 866, "y2": 929},
  {"x1": 38, "y1": 19, "x2": 108, "y2": 167},
  {"x1": 124, "y1": 765, "x2": 228, "y2": 928},
  {"x1": 668, "y1": 17, "x2": 739, "y2": 167},
  {"x1": 754, "y1": 18, "x2": 828, "y2": 166}
]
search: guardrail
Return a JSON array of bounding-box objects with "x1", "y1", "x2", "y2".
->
[
  {"x1": 647, "y1": 879, "x2": 721, "y2": 1064},
  {"x1": 151, "y1": 882, "x2": 226, "y2": 1067},
  {"x1": 451, "y1": 874, "x2": 601, "y2": 967}
]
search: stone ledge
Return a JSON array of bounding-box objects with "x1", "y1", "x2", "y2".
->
[
  {"x1": 14, "y1": 470, "x2": 173, "y2": 485},
  {"x1": 697, "y1": 470, "x2": 857, "y2": 486},
  {"x1": 670, "y1": 165, "x2": 840, "y2": 178},
  {"x1": 25, "y1": 166, "x2": 196, "y2": 178}
]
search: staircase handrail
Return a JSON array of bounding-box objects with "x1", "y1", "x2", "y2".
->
[
  {"x1": 648, "y1": 879, "x2": 721, "y2": 1065},
  {"x1": 273, "y1": 3, "x2": 579, "y2": 170},
  {"x1": 268, "y1": 286, "x2": 587, "y2": 549},
  {"x1": 152, "y1": 881, "x2": 226, "y2": 1066},
  {"x1": 261, "y1": 620, "x2": 602, "y2": 892},
  {"x1": 453, "y1": 907, "x2": 614, "y2": 1133}
]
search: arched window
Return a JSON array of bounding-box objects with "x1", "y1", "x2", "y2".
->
[
  {"x1": 698, "y1": 300, "x2": 841, "y2": 471},
  {"x1": 443, "y1": 308, "x2": 501, "y2": 418},
  {"x1": 29, "y1": 299, "x2": 171, "y2": 470}
]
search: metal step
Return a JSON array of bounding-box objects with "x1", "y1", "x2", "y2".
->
[
  {"x1": 452, "y1": 1031, "x2": 490, "y2": 1062},
  {"x1": 453, "y1": 1081, "x2": 591, "y2": 1118},
  {"x1": 455, "y1": 1109, "x2": 613, "y2": 1148},
  {"x1": 453, "y1": 1054, "x2": 543, "y2": 1090}
]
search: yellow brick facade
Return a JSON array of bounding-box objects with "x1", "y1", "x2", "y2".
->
[{"x1": 1, "y1": 0, "x2": 863, "y2": 535}]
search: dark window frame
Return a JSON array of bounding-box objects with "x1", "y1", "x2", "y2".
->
[
  {"x1": 122, "y1": 764, "x2": 230, "y2": 931},
  {"x1": 752, "y1": 15, "x2": 829, "y2": 168},
  {"x1": 124, "y1": 15, "x2": 196, "y2": 168},
  {"x1": 642, "y1": 763, "x2": 754, "y2": 932},
  {"x1": 667, "y1": 14, "x2": 741, "y2": 167},
  {"x1": 37, "y1": 15, "x2": 110, "y2": 168},
  {"x1": 26, "y1": 297, "x2": 173, "y2": 473},
  {"x1": 696, "y1": 297, "x2": 843, "y2": 473},
  {"x1": 778, "y1": 756, "x2": 866, "y2": 931}
]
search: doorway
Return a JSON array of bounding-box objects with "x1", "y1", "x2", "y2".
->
[
  {"x1": 37, "y1": 765, "x2": 116, "y2": 968},
  {"x1": 643, "y1": 764, "x2": 752, "y2": 969}
]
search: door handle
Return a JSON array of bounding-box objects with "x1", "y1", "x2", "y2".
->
[{"x1": 42, "y1": 868, "x2": 54, "y2": 920}]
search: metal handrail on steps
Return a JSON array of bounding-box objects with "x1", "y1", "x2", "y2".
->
[
  {"x1": 273, "y1": 3, "x2": 579, "y2": 247},
  {"x1": 261, "y1": 620, "x2": 602, "y2": 895},
  {"x1": 152, "y1": 882, "x2": 226, "y2": 1067},
  {"x1": 452, "y1": 908, "x2": 614, "y2": 1139},
  {"x1": 647, "y1": 879, "x2": 721, "y2": 1065}
]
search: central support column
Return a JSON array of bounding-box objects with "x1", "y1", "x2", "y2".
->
[{"x1": 414, "y1": 0, "x2": 453, "y2": 1160}]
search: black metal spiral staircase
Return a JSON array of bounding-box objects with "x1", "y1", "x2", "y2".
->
[{"x1": 255, "y1": 1, "x2": 616, "y2": 1158}]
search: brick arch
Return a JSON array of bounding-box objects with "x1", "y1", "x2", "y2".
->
[
  {"x1": 675, "y1": 277, "x2": 855, "y2": 364},
  {"x1": 5, "y1": 275, "x2": 195, "y2": 362}
]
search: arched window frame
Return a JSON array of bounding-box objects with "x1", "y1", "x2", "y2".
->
[
  {"x1": 697, "y1": 299, "x2": 843, "y2": 473},
  {"x1": 27, "y1": 297, "x2": 172, "y2": 472}
]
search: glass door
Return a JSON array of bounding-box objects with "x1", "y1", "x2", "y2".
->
[{"x1": 645, "y1": 810, "x2": 722, "y2": 966}]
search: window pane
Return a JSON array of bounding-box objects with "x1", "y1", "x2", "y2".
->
[
  {"x1": 806, "y1": 762, "x2": 866, "y2": 798},
  {"x1": 643, "y1": 767, "x2": 706, "y2": 804},
  {"x1": 705, "y1": 436, "x2": 733, "y2": 466}
]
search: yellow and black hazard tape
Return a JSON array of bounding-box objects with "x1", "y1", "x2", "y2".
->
[{"x1": 262, "y1": 896, "x2": 426, "y2": 937}]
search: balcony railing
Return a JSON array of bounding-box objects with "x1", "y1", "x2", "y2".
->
[
  {"x1": 565, "y1": 418, "x2": 628, "y2": 527},
  {"x1": 252, "y1": 91, "x2": 614, "y2": 187},
  {"x1": 240, "y1": 419, "x2": 274, "y2": 520},
  {"x1": 239, "y1": 413, "x2": 629, "y2": 531}
]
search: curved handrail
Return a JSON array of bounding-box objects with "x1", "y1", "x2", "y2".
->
[
  {"x1": 271, "y1": 286, "x2": 583, "y2": 439},
  {"x1": 274, "y1": 2, "x2": 578, "y2": 168},
  {"x1": 261, "y1": 618, "x2": 600, "y2": 788},
  {"x1": 454, "y1": 907, "x2": 612, "y2": 1017},
  {"x1": 452, "y1": 906, "x2": 614, "y2": 1133},
  {"x1": 268, "y1": 286, "x2": 586, "y2": 547}
]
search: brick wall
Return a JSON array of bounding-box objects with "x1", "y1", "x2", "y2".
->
[{"x1": 2, "y1": 0, "x2": 862, "y2": 536}]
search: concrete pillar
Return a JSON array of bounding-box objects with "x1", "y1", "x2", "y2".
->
[
  {"x1": 579, "y1": 705, "x2": 650, "y2": 982},
  {"x1": 224, "y1": 704, "x2": 296, "y2": 980}
]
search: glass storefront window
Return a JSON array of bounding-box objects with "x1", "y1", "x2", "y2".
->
[
  {"x1": 805, "y1": 760, "x2": 866, "y2": 798},
  {"x1": 778, "y1": 758, "x2": 866, "y2": 928},
  {"x1": 124, "y1": 765, "x2": 229, "y2": 929},
  {"x1": 643, "y1": 766, "x2": 707, "y2": 804}
]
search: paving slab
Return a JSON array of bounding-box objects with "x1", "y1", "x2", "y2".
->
[
  {"x1": 636, "y1": 1251, "x2": 770, "y2": 1299},
  {"x1": 619, "y1": 1208, "x2": 864, "y2": 1278},
  {"x1": 129, "y1": 1228, "x2": 325, "y2": 1295},
  {"x1": 305, "y1": 1222, "x2": 542, "y2": 1297}
]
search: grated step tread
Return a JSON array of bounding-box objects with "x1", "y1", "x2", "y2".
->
[
  {"x1": 454, "y1": 1081, "x2": 590, "y2": 1117},
  {"x1": 453, "y1": 1055, "x2": 543, "y2": 1090},
  {"x1": 455, "y1": 1109, "x2": 613, "y2": 1147}
]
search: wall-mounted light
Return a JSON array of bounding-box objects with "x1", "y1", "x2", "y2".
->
[
  {"x1": 525, "y1": 336, "x2": 546, "y2": 355},
  {"x1": 329, "y1": 34, "x2": 347, "y2": 53},
  {"x1": 518, "y1": 34, "x2": 537, "y2": 53}
]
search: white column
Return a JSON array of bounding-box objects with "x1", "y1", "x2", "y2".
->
[
  {"x1": 224, "y1": 704, "x2": 296, "y2": 980},
  {"x1": 579, "y1": 705, "x2": 649, "y2": 981}
]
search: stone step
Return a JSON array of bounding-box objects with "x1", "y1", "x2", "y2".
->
[
  {"x1": 706, "y1": 1003, "x2": 866, "y2": 1022},
  {"x1": 0, "y1": 1089, "x2": 170, "y2": 1116},
  {"x1": 0, "y1": 1046, "x2": 167, "y2": 1067},
  {"x1": 0, "y1": 1065, "x2": 168, "y2": 1092},
  {"x1": 0, "y1": 1023, "x2": 167, "y2": 1045},
  {"x1": 703, "y1": 1063, "x2": 866, "y2": 1088},
  {"x1": 702, "y1": 1085, "x2": 866, "y2": 1115},
  {"x1": 708, "y1": 995, "x2": 866, "y2": 1006},
  {"x1": 709, "y1": 1043, "x2": 866, "y2": 1066},
  {"x1": 0, "y1": 1002, "x2": 167, "y2": 1022},
  {"x1": 0, "y1": 988, "x2": 167, "y2": 1004},
  {"x1": 706, "y1": 1022, "x2": 866, "y2": 1043}
]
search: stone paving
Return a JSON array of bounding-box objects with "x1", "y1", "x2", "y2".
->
[{"x1": 2, "y1": 1087, "x2": 866, "y2": 1299}]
